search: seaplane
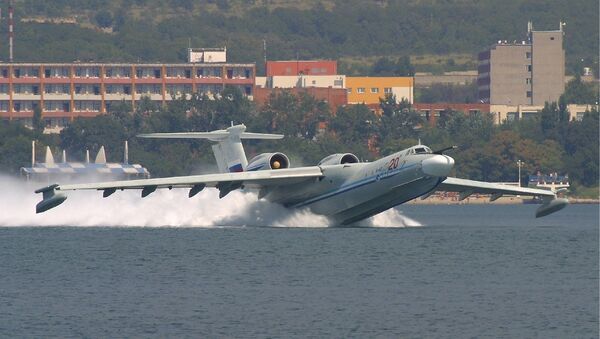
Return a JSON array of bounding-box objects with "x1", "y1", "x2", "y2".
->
[{"x1": 35, "y1": 124, "x2": 568, "y2": 225}]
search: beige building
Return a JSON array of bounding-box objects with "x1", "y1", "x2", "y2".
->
[
  {"x1": 490, "y1": 104, "x2": 595, "y2": 124},
  {"x1": 414, "y1": 71, "x2": 477, "y2": 87},
  {"x1": 255, "y1": 75, "x2": 345, "y2": 89},
  {"x1": 478, "y1": 22, "x2": 565, "y2": 105}
]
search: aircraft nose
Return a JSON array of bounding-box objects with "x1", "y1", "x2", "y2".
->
[{"x1": 421, "y1": 155, "x2": 454, "y2": 177}]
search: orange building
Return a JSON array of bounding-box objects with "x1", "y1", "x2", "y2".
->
[{"x1": 346, "y1": 77, "x2": 414, "y2": 105}]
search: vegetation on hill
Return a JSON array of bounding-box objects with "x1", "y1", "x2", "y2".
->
[{"x1": 3, "y1": 0, "x2": 597, "y2": 75}]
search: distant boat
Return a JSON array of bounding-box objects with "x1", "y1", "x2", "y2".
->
[{"x1": 523, "y1": 173, "x2": 569, "y2": 204}]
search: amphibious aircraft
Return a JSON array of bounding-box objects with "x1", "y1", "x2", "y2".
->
[{"x1": 35, "y1": 124, "x2": 568, "y2": 224}]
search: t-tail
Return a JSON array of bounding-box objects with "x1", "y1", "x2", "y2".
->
[{"x1": 137, "y1": 124, "x2": 283, "y2": 173}]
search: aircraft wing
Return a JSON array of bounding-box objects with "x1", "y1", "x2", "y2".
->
[
  {"x1": 434, "y1": 177, "x2": 568, "y2": 217},
  {"x1": 35, "y1": 167, "x2": 323, "y2": 213}
]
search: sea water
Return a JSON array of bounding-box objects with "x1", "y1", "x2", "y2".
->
[{"x1": 0, "y1": 202, "x2": 597, "y2": 337}]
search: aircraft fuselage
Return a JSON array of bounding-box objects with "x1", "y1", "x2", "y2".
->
[{"x1": 263, "y1": 148, "x2": 454, "y2": 225}]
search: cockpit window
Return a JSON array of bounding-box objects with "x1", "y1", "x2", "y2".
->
[{"x1": 414, "y1": 147, "x2": 429, "y2": 154}]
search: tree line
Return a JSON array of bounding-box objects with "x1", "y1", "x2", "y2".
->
[{"x1": 0, "y1": 86, "x2": 597, "y2": 194}]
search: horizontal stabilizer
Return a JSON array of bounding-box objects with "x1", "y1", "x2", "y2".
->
[
  {"x1": 137, "y1": 131, "x2": 283, "y2": 141},
  {"x1": 137, "y1": 124, "x2": 283, "y2": 142}
]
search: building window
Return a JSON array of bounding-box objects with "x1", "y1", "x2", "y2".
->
[
  {"x1": 526, "y1": 52, "x2": 531, "y2": 59},
  {"x1": 357, "y1": 87, "x2": 365, "y2": 94},
  {"x1": 384, "y1": 88, "x2": 392, "y2": 94},
  {"x1": 526, "y1": 78, "x2": 531, "y2": 84},
  {"x1": 527, "y1": 65, "x2": 532, "y2": 72},
  {"x1": 550, "y1": 37, "x2": 554, "y2": 40},
  {"x1": 347, "y1": 88, "x2": 352, "y2": 93},
  {"x1": 526, "y1": 91, "x2": 532, "y2": 98},
  {"x1": 371, "y1": 88, "x2": 379, "y2": 93},
  {"x1": 334, "y1": 79, "x2": 343, "y2": 87}
]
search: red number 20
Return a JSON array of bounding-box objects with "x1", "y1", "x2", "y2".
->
[{"x1": 388, "y1": 157, "x2": 400, "y2": 170}]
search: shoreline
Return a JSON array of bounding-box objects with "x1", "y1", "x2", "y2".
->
[{"x1": 409, "y1": 196, "x2": 599, "y2": 205}]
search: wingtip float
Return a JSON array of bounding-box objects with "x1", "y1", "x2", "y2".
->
[{"x1": 34, "y1": 184, "x2": 67, "y2": 213}]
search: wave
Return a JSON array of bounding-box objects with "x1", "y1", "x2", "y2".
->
[{"x1": 0, "y1": 176, "x2": 422, "y2": 228}]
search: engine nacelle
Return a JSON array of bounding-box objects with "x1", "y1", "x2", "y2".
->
[
  {"x1": 246, "y1": 152, "x2": 290, "y2": 171},
  {"x1": 318, "y1": 153, "x2": 360, "y2": 166}
]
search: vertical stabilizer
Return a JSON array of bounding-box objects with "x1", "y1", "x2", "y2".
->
[
  {"x1": 95, "y1": 146, "x2": 106, "y2": 164},
  {"x1": 218, "y1": 124, "x2": 248, "y2": 172},
  {"x1": 44, "y1": 146, "x2": 55, "y2": 165},
  {"x1": 136, "y1": 123, "x2": 284, "y2": 173},
  {"x1": 212, "y1": 143, "x2": 228, "y2": 173}
]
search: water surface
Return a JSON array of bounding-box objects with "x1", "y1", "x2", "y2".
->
[{"x1": 0, "y1": 204, "x2": 597, "y2": 337}]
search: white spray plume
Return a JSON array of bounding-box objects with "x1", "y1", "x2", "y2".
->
[{"x1": 1, "y1": 175, "x2": 421, "y2": 228}]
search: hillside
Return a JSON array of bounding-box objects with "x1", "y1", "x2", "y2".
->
[{"x1": 4, "y1": 0, "x2": 599, "y2": 75}]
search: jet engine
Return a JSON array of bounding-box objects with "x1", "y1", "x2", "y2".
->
[
  {"x1": 246, "y1": 152, "x2": 290, "y2": 171},
  {"x1": 318, "y1": 153, "x2": 360, "y2": 166}
]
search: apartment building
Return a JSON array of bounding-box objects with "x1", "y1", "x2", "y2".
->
[
  {"x1": 0, "y1": 60, "x2": 255, "y2": 131},
  {"x1": 478, "y1": 22, "x2": 565, "y2": 105}
]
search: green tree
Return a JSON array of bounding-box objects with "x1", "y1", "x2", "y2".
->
[
  {"x1": 562, "y1": 111, "x2": 599, "y2": 186},
  {"x1": 371, "y1": 57, "x2": 396, "y2": 76},
  {"x1": 377, "y1": 95, "x2": 422, "y2": 140},
  {"x1": 95, "y1": 10, "x2": 114, "y2": 28},
  {"x1": 60, "y1": 115, "x2": 127, "y2": 162},
  {"x1": 0, "y1": 123, "x2": 36, "y2": 175},
  {"x1": 562, "y1": 75, "x2": 599, "y2": 104},
  {"x1": 32, "y1": 105, "x2": 44, "y2": 135}
]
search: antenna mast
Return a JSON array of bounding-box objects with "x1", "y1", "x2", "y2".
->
[{"x1": 8, "y1": 0, "x2": 14, "y2": 62}]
